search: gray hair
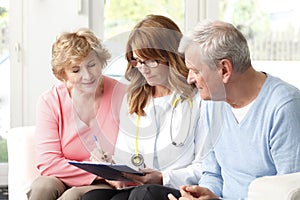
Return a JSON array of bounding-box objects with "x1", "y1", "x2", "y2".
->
[{"x1": 179, "y1": 20, "x2": 251, "y2": 73}]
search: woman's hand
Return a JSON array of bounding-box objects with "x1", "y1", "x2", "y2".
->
[
  {"x1": 90, "y1": 148, "x2": 114, "y2": 163},
  {"x1": 122, "y1": 168, "x2": 163, "y2": 185}
]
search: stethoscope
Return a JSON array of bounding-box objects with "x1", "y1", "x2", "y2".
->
[{"x1": 131, "y1": 95, "x2": 193, "y2": 167}]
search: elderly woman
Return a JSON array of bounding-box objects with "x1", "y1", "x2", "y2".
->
[{"x1": 28, "y1": 28, "x2": 126, "y2": 200}]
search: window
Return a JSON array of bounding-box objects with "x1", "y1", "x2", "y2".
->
[
  {"x1": 219, "y1": 0, "x2": 300, "y2": 88},
  {"x1": 0, "y1": 0, "x2": 9, "y2": 187}
]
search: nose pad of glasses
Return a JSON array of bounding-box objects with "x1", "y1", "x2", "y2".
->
[{"x1": 139, "y1": 64, "x2": 151, "y2": 73}]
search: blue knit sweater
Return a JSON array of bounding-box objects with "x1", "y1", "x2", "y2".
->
[{"x1": 199, "y1": 74, "x2": 300, "y2": 199}]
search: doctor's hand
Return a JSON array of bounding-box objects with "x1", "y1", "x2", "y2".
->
[
  {"x1": 122, "y1": 168, "x2": 163, "y2": 185},
  {"x1": 168, "y1": 185, "x2": 220, "y2": 200}
]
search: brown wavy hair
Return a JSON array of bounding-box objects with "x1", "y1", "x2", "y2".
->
[{"x1": 125, "y1": 15, "x2": 196, "y2": 116}]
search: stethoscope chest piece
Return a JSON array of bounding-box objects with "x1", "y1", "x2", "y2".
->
[{"x1": 131, "y1": 153, "x2": 144, "y2": 167}]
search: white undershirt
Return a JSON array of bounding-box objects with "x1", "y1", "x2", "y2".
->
[{"x1": 231, "y1": 100, "x2": 255, "y2": 123}]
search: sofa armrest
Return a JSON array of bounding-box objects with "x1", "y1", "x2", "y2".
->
[
  {"x1": 248, "y1": 172, "x2": 300, "y2": 200},
  {"x1": 7, "y1": 126, "x2": 40, "y2": 200}
]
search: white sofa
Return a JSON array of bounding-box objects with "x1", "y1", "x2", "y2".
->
[
  {"x1": 7, "y1": 126, "x2": 39, "y2": 200},
  {"x1": 6, "y1": 126, "x2": 300, "y2": 200},
  {"x1": 248, "y1": 172, "x2": 300, "y2": 200}
]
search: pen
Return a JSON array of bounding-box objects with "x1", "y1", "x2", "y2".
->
[
  {"x1": 93, "y1": 135, "x2": 102, "y2": 152},
  {"x1": 93, "y1": 135, "x2": 109, "y2": 161}
]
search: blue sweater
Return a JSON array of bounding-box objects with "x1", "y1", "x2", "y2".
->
[{"x1": 199, "y1": 74, "x2": 300, "y2": 199}]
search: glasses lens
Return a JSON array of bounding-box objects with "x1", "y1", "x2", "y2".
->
[
  {"x1": 130, "y1": 59, "x2": 159, "y2": 68},
  {"x1": 145, "y1": 60, "x2": 158, "y2": 68}
]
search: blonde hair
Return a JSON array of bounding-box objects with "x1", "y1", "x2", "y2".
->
[
  {"x1": 125, "y1": 15, "x2": 196, "y2": 116},
  {"x1": 51, "y1": 28, "x2": 111, "y2": 81}
]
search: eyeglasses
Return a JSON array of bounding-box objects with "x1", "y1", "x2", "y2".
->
[{"x1": 130, "y1": 59, "x2": 159, "y2": 68}]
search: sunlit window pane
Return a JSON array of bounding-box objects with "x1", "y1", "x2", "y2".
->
[
  {"x1": 220, "y1": 0, "x2": 300, "y2": 88},
  {"x1": 0, "y1": 1, "x2": 9, "y2": 164},
  {"x1": 103, "y1": 0, "x2": 184, "y2": 40}
]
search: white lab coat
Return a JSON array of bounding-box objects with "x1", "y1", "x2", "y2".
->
[{"x1": 114, "y1": 92, "x2": 206, "y2": 188}]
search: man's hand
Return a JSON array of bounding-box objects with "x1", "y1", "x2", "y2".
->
[
  {"x1": 168, "y1": 185, "x2": 220, "y2": 200},
  {"x1": 122, "y1": 168, "x2": 163, "y2": 185}
]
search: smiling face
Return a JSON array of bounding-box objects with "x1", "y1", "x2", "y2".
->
[
  {"x1": 64, "y1": 50, "x2": 103, "y2": 95},
  {"x1": 185, "y1": 44, "x2": 226, "y2": 101}
]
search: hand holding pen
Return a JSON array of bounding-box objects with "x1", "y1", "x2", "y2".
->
[{"x1": 90, "y1": 135, "x2": 114, "y2": 164}]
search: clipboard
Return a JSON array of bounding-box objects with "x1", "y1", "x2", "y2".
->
[{"x1": 69, "y1": 161, "x2": 145, "y2": 181}]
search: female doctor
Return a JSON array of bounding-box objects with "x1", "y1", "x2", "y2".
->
[{"x1": 81, "y1": 14, "x2": 206, "y2": 200}]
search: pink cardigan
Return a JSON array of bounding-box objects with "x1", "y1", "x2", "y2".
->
[{"x1": 35, "y1": 76, "x2": 126, "y2": 186}]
